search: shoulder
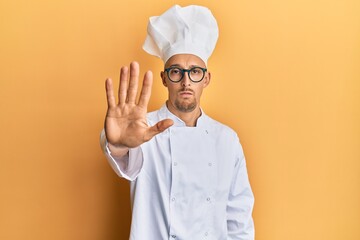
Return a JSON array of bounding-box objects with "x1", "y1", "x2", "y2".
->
[
  {"x1": 204, "y1": 114, "x2": 244, "y2": 159},
  {"x1": 203, "y1": 114, "x2": 239, "y2": 140}
]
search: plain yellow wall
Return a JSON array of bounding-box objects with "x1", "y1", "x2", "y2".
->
[{"x1": 1, "y1": 0, "x2": 359, "y2": 239}]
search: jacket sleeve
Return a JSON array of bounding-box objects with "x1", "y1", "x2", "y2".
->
[
  {"x1": 99, "y1": 129, "x2": 143, "y2": 181},
  {"x1": 227, "y1": 139, "x2": 255, "y2": 239}
]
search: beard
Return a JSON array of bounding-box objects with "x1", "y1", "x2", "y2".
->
[{"x1": 175, "y1": 98, "x2": 197, "y2": 112}]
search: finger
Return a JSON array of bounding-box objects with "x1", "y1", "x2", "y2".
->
[
  {"x1": 144, "y1": 119, "x2": 174, "y2": 141},
  {"x1": 105, "y1": 78, "x2": 116, "y2": 108},
  {"x1": 138, "y1": 70, "x2": 153, "y2": 108},
  {"x1": 118, "y1": 66, "x2": 128, "y2": 106},
  {"x1": 127, "y1": 61, "x2": 140, "y2": 104}
]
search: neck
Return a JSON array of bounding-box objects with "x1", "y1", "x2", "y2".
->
[{"x1": 166, "y1": 101, "x2": 202, "y2": 127}]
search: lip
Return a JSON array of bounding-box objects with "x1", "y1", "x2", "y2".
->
[
  {"x1": 179, "y1": 91, "x2": 193, "y2": 96},
  {"x1": 180, "y1": 91, "x2": 193, "y2": 94}
]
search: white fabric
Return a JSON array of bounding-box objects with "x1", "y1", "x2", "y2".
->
[
  {"x1": 143, "y1": 5, "x2": 219, "y2": 64},
  {"x1": 101, "y1": 105, "x2": 254, "y2": 240}
]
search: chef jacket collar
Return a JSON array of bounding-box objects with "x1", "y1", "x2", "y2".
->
[{"x1": 158, "y1": 104, "x2": 207, "y2": 127}]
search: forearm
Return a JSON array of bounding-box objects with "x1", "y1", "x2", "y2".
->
[
  {"x1": 100, "y1": 129, "x2": 143, "y2": 181},
  {"x1": 227, "y1": 142, "x2": 255, "y2": 239}
]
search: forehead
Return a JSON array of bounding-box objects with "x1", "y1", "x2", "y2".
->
[{"x1": 165, "y1": 54, "x2": 206, "y2": 68}]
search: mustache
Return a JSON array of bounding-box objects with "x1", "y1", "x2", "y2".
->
[{"x1": 178, "y1": 88, "x2": 194, "y2": 93}]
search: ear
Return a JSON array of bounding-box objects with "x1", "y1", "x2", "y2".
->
[
  {"x1": 203, "y1": 71, "x2": 211, "y2": 88},
  {"x1": 160, "y1": 71, "x2": 167, "y2": 87}
]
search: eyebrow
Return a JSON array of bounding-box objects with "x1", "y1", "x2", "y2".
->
[{"x1": 168, "y1": 64, "x2": 203, "y2": 68}]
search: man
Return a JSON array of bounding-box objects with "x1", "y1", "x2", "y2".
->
[{"x1": 100, "y1": 5, "x2": 254, "y2": 240}]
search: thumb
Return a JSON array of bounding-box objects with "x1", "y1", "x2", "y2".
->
[{"x1": 144, "y1": 119, "x2": 174, "y2": 141}]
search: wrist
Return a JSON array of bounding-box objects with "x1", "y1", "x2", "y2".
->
[{"x1": 107, "y1": 142, "x2": 129, "y2": 158}]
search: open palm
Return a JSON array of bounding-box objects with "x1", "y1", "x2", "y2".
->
[{"x1": 105, "y1": 62, "x2": 173, "y2": 148}]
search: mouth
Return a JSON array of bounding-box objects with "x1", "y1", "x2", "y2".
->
[{"x1": 179, "y1": 89, "x2": 194, "y2": 96}]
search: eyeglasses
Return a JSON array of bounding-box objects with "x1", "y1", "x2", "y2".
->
[{"x1": 164, "y1": 66, "x2": 207, "y2": 83}]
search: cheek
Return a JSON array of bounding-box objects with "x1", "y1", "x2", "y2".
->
[
  {"x1": 167, "y1": 86, "x2": 178, "y2": 97},
  {"x1": 195, "y1": 86, "x2": 205, "y2": 97}
]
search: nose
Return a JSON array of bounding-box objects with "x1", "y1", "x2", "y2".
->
[{"x1": 181, "y1": 72, "x2": 191, "y2": 87}]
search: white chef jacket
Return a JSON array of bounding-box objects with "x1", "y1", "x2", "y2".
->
[{"x1": 100, "y1": 105, "x2": 254, "y2": 240}]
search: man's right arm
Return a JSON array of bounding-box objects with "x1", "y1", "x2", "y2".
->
[
  {"x1": 104, "y1": 62, "x2": 172, "y2": 149},
  {"x1": 100, "y1": 129, "x2": 144, "y2": 181},
  {"x1": 101, "y1": 62, "x2": 172, "y2": 180}
]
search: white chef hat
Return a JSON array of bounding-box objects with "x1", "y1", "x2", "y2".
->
[{"x1": 143, "y1": 5, "x2": 219, "y2": 65}]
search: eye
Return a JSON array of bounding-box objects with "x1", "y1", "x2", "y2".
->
[
  {"x1": 170, "y1": 68, "x2": 182, "y2": 75},
  {"x1": 191, "y1": 68, "x2": 201, "y2": 74}
]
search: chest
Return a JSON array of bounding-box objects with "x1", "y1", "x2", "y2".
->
[{"x1": 140, "y1": 127, "x2": 237, "y2": 200}]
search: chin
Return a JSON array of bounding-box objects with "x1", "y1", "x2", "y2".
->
[{"x1": 175, "y1": 100, "x2": 197, "y2": 113}]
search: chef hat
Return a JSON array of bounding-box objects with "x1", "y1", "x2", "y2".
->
[{"x1": 143, "y1": 5, "x2": 219, "y2": 65}]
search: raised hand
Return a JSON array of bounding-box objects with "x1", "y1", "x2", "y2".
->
[{"x1": 104, "y1": 62, "x2": 173, "y2": 150}]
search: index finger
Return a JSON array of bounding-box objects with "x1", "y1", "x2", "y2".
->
[{"x1": 138, "y1": 70, "x2": 153, "y2": 108}]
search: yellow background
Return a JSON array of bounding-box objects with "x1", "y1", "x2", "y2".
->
[{"x1": 1, "y1": 0, "x2": 359, "y2": 239}]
